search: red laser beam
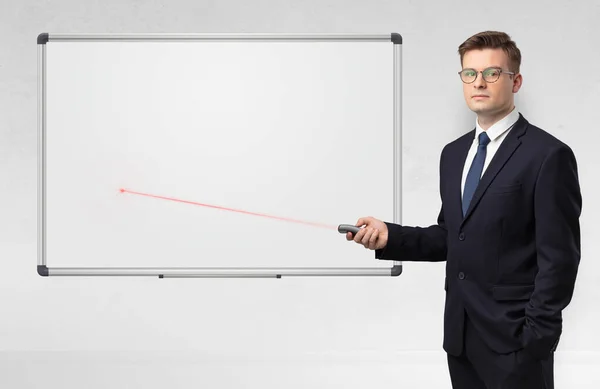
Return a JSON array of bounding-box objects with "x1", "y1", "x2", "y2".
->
[{"x1": 119, "y1": 188, "x2": 337, "y2": 231}]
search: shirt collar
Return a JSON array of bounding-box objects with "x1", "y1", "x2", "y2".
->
[{"x1": 475, "y1": 107, "x2": 520, "y2": 143}]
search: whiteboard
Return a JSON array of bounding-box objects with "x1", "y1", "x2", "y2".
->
[{"x1": 37, "y1": 33, "x2": 403, "y2": 278}]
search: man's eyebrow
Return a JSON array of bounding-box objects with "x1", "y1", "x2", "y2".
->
[{"x1": 464, "y1": 65, "x2": 503, "y2": 69}]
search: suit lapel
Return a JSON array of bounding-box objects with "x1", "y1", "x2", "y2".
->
[
  {"x1": 459, "y1": 114, "x2": 528, "y2": 227},
  {"x1": 450, "y1": 132, "x2": 474, "y2": 225}
]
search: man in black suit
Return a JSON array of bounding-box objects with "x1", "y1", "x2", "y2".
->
[{"x1": 347, "y1": 31, "x2": 582, "y2": 388}]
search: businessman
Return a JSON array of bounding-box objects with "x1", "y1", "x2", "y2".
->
[{"x1": 347, "y1": 31, "x2": 582, "y2": 388}]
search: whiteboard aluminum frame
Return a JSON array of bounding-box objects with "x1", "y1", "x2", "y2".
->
[{"x1": 37, "y1": 32, "x2": 403, "y2": 278}]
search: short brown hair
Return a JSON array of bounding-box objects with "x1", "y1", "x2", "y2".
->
[{"x1": 458, "y1": 31, "x2": 521, "y2": 73}]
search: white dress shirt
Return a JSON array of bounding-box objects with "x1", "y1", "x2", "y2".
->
[{"x1": 461, "y1": 107, "x2": 521, "y2": 199}]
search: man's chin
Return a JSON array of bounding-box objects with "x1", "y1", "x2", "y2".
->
[
  {"x1": 468, "y1": 103, "x2": 493, "y2": 115},
  {"x1": 468, "y1": 106, "x2": 487, "y2": 115}
]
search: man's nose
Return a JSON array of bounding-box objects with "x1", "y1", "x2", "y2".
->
[{"x1": 473, "y1": 72, "x2": 487, "y2": 88}]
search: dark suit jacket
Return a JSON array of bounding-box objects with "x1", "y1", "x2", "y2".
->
[{"x1": 375, "y1": 113, "x2": 582, "y2": 361}]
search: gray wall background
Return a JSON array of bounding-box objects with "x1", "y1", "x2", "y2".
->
[{"x1": 1, "y1": 0, "x2": 599, "y2": 388}]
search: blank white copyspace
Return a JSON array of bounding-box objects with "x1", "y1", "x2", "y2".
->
[{"x1": 45, "y1": 41, "x2": 394, "y2": 268}]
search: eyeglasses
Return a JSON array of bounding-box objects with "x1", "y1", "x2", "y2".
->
[{"x1": 458, "y1": 67, "x2": 515, "y2": 84}]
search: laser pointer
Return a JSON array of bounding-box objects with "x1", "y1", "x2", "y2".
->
[{"x1": 337, "y1": 224, "x2": 362, "y2": 235}]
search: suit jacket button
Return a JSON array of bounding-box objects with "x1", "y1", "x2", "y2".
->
[
  {"x1": 458, "y1": 272, "x2": 465, "y2": 280},
  {"x1": 459, "y1": 232, "x2": 465, "y2": 241}
]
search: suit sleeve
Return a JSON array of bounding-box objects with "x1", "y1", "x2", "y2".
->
[
  {"x1": 374, "y1": 148, "x2": 448, "y2": 262},
  {"x1": 522, "y1": 145, "x2": 582, "y2": 359},
  {"x1": 375, "y1": 208, "x2": 448, "y2": 262}
]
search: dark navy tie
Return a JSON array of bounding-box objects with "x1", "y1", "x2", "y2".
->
[{"x1": 462, "y1": 131, "x2": 491, "y2": 216}]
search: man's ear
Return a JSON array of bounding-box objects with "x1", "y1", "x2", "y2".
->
[{"x1": 512, "y1": 73, "x2": 523, "y2": 93}]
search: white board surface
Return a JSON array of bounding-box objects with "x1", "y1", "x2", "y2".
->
[{"x1": 40, "y1": 35, "x2": 401, "y2": 275}]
